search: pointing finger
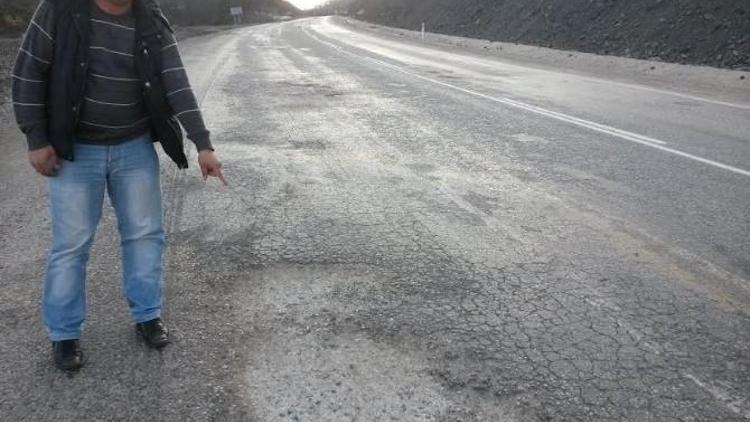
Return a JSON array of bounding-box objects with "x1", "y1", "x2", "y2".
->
[{"x1": 216, "y1": 168, "x2": 228, "y2": 186}]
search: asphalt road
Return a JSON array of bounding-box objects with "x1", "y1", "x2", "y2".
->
[{"x1": 1, "y1": 16, "x2": 749, "y2": 422}]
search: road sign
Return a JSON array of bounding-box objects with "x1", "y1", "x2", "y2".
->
[{"x1": 230, "y1": 6, "x2": 244, "y2": 25}]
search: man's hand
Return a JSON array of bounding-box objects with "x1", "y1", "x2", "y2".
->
[
  {"x1": 29, "y1": 145, "x2": 60, "y2": 177},
  {"x1": 198, "y1": 150, "x2": 227, "y2": 185}
]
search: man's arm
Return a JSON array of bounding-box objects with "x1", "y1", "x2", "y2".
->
[
  {"x1": 159, "y1": 26, "x2": 213, "y2": 152},
  {"x1": 158, "y1": 21, "x2": 225, "y2": 184},
  {"x1": 12, "y1": 0, "x2": 56, "y2": 151}
]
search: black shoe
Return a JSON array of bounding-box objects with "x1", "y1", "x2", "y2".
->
[
  {"x1": 135, "y1": 318, "x2": 170, "y2": 349},
  {"x1": 52, "y1": 339, "x2": 84, "y2": 371}
]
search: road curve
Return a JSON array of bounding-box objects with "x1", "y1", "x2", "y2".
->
[{"x1": 0, "y1": 16, "x2": 748, "y2": 422}]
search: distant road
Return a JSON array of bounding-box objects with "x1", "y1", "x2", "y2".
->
[{"x1": 1, "y1": 16, "x2": 748, "y2": 422}]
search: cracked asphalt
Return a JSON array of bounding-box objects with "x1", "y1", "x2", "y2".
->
[{"x1": 1, "y1": 16, "x2": 749, "y2": 422}]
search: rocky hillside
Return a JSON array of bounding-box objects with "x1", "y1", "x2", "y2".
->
[{"x1": 316, "y1": 0, "x2": 750, "y2": 69}]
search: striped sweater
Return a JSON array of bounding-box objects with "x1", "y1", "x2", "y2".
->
[{"x1": 12, "y1": 0, "x2": 212, "y2": 151}]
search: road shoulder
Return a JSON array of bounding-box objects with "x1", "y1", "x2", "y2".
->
[{"x1": 333, "y1": 16, "x2": 750, "y2": 105}]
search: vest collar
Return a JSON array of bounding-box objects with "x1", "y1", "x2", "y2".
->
[
  {"x1": 133, "y1": 0, "x2": 160, "y2": 38},
  {"x1": 71, "y1": 0, "x2": 92, "y2": 38}
]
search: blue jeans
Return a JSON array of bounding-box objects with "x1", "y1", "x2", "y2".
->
[{"x1": 43, "y1": 134, "x2": 164, "y2": 341}]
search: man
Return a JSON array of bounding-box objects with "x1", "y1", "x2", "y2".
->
[{"x1": 12, "y1": 0, "x2": 225, "y2": 371}]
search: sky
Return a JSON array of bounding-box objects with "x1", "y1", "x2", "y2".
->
[{"x1": 287, "y1": 0, "x2": 330, "y2": 10}]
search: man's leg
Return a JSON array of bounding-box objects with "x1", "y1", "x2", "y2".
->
[
  {"x1": 44, "y1": 145, "x2": 106, "y2": 341},
  {"x1": 107, "y1": 134, "x2": 165, "y2": 324}
]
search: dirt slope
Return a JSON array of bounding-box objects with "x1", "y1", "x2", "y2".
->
[{"x1": 317, "y1": 0, "x2": 750, "y2": 69}]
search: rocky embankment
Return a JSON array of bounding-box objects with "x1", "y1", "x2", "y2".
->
[{"x1": 317, "y1": 0, "x2": 750, "y2": 69}]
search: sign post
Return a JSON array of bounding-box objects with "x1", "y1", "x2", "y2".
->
[{"x1": 230, "y1": 6, "x2": 244, "y2": 25}]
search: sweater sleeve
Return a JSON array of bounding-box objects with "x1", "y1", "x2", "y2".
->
[
  {"x1": 159, "y1": 24, "x2": 213, "y2": 152},
  {"x1": 12, "y1": 0, "x2": 56, "y2": 151}
]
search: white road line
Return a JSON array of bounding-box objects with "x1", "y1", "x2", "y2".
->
[
  {"x1": 305, "y1": 28, "x2": 750, "y2": 178},
  {"x1": 325, "y1": 18, "x2": 750, "y2": 111}
]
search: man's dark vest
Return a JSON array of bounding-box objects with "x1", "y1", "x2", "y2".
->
[{"x1": 49, "y1": 0, "x2": 189, "y2": 168}]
